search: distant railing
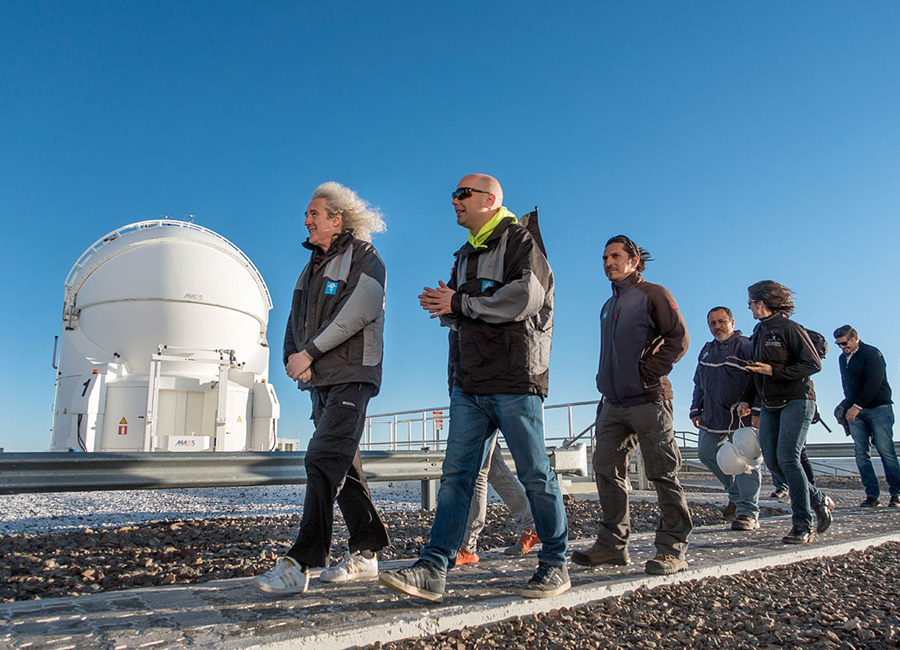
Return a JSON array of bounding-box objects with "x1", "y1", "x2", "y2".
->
[{"x1": 361, "y1": 400, "x2": 603, "y2": 451}]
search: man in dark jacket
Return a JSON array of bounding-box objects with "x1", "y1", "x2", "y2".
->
[
  {"x1": 834, "y1": 325, "x2": 900, "y2": 508},
  {"x1": 252, "y1": 182, "x2": 389, "y2": 595},
  {"x1": 379, "y1": 173, "x2": 569, "y2": 602},
  {"x1": 572, "y1": 235, "x2": 692, "y2": 576},
  {"x1": 690, "y1": 306, "x2": 761, "y2": 530}
]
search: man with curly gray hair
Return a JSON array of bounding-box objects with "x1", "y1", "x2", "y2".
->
[{"x1": 252, "y1": 182, "x2": 389, "y2": 596}]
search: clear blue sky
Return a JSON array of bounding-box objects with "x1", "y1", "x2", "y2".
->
[{"x1": 3, "y1": 2, "x2": 899, "y2": 452}]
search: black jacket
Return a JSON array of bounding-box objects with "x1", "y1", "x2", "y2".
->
[
  {"x1": 442, "y1": 215, "x2": 553, "y2": 396},
  {"x1": 283, "y1": 231, "x2": 385, "y2": 392},
  {"x1": 596, "y1": 272, "x2": 689, "y2": 407},
  {"x1": 838, "y1": 341, "x2": 893, "y2": 410},
  {"x1": 741, "y1": 313, "x2": 820, "y2": 406},
  {"x1": 690, "y1": 332, "x2": 757, "y2": 433}
]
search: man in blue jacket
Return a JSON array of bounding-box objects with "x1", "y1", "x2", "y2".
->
[
  {"x1": 834, "y1": 325, "x2": 900, "y2": 508},
  {"x1": 690, "y1": 306, "x2": 761, "y2": 530},
  {"x1": 572, "y1": 235, "x2": 692, "y2": 576}
]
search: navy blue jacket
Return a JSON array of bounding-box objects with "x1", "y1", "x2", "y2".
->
[
  {"x1": 838, "y1": 341, "x2": 892, "y2": 410},
  {"x1": 690, "y1": 332, "x2": 756, "y2": 433}
]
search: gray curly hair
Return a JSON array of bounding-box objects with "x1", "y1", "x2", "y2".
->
[{"x1": 311, "y1": 182, "x2": 386, "y2": 242}]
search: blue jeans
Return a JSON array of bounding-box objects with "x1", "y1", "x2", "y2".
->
[
  {"x1": 759, "y1": 399, "x2": 824, "y2": 530},
  {"x1": 420, "y1": 388, "x2": 568, "y2": 570},
  {"x1": 698, "y1": 428, "x2": 761, "y2": 518},
  {"x1": 848, "y1": 404, "x2": 900, "y2": 499}
]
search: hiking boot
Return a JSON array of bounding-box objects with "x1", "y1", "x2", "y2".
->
[
  {"x1": 379, "y1": 560, "x2": 446, "y2": 602},
  {"x1": 770, "y1": 489, "x2": 788, "y2": 499},
  {"x1": 251, "y1": 556, "x2": 309, "y2": 595},
  {"x1": 320, "y1": 551, "x2": 378, "y2": 583},
  {"x1": 721, "y1": 502, "x2": 737, "y2": 520},
  {"x1": 455, "y1": 548, "x2": 479, "y2": 565},
  {"x1": 889, "y1": 495, "x2": 900, "y2": 508},
  {"x1": 520, "y1": 562, "x2": 571, "y2": 599},
  {"x1": 782, "y1": 526, "x2": 815, "y2": 544},
  {"x1": 860, "y1": 497, "x2": 882, "y2": 508},
  {"x1": 814, "y1": 494, "x2": 835, "y2": 534},
  {"x1": 504, "y1": 529, "x2": 540, "y2": 555},
  {"x1": 644, "y1": 553, "x2": 688, "y2": 576},
  {"x1": 731, "y1": 515, "x2": 760, "y2": 531},
  {"x1": 571, "y1": 542, "x2": 630, "y2": 567}
]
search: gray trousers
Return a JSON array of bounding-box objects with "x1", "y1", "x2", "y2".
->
[
  {"x1": 593, "y1": 400, "x2": 693, "y2": 559},
  {"x1": 461, "y1": 433, "x2": 536, "y2": 552}
]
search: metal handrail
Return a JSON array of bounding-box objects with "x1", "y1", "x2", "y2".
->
[{"x1": 0, "y1": 445, "x2": 588, "y2": 496}]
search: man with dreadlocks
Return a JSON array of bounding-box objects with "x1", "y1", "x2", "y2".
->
[{"x1": 572, "y1": 235, "x2": 692, "y2": 576}]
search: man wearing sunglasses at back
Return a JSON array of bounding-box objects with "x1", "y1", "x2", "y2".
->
[{"x1": 379, "y1": 174, "x2": 569, "y2": 602}]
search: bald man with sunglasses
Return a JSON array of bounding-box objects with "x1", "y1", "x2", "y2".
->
[{"x1": 379, "y1": 173, "x2": 569, "y2": 602}]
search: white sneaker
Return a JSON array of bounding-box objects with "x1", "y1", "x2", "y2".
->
[
  {"x1": 320, "y1": 551, "x2": 378, "y2": 583},
  {"x1": 251, "y1": 557, "x2": 309, "y2": 595}
]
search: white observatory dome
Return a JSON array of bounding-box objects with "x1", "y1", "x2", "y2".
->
[{"x1": 51, "y1": 220, "x2": 279, "y2": 453}]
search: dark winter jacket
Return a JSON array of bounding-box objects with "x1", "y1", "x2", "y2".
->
[
  {"x1": 838, "y1": 341, "x2": 893, "y2": 410},
  {"x1": 690, "y1": 331, "x2": 757, "y2": 433},
  {"x1": 441, "y1": 215, "x2": 553, "y2": 396},
  {"x1": 283, "y1": 231, "x2": 385, "y2": 392},
  {"x1": 596, "y1": 272, "x2": 689, "y2": 407},
  {"x1": 741, "y1": 313, "x2": 820, "y2": 406}
]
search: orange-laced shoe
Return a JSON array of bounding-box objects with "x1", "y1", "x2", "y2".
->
[
  {"x1": 456, "y1": 548, "x2": 479, "y2": 565},
  {"x1": 504, "y1": 529, "x2": 540, "y2": 556}
]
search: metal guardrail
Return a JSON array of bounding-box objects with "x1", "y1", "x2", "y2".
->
[{"x1": 0, "y1": 445, "x2": 588, "y2": 497}]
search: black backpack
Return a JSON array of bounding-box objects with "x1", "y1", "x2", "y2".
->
[{"x1": 804, "y1": 328, "x2": 828, "y2": 360}]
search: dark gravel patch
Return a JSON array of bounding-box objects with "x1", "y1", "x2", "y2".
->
[
  {"x1": 364, "y1": 541, "x2": 900, "y2": 649},
  {"x1": 1, "y1": 498, "x2": 781, "y2": 603}
]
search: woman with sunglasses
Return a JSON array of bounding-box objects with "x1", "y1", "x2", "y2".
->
[{"x1": 739, "y1": 280, "x2": 834, "y2": 544}]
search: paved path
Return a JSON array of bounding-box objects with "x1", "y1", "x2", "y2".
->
[{"x1": 2, "y1": 494, "x2": 899, "y2": 649}]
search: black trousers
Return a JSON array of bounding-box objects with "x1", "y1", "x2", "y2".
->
[{"x1": 287, "y1": 382, "x2": 389, "y2": 567}]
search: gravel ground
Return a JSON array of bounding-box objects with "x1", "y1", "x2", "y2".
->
[
  {"x1": 365, "y1": 541, "x2": 900, "y2": 650},
  {"x1": 1, "y1": 495, "x2": 783, "y2": 603},
  {"x1": 0, "y1": 473, "x2": 875, "y2": 605}
]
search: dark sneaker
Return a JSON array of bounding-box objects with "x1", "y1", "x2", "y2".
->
[
  {"x1": 644, "y1": 553, "x2": 687, "y2": 575},
  {"x1": 782, "y1": 526, "x2": 815, "y2": 544},
  {"x1": 520, "y1": 562, "x2": 570, "y2": 599},
  {"x1": 721, "y1": 502, "x2": 737, "y2": 520},
  {"x1": 814, "y1": 494, "x2": 835, "y2": 534},
  {"x1": 889, "y1": 495, "x2": 900, "y2": 508},
  {"x1": 571, "y1": 542, "x2": 630, "y2": 567},
  {"x1": 731, "y1": 515, "x2": 760, "y2": 531},
  {"x1": 770, "y1": 489, "x2": 788, "y2": 499},
  {"x1": 379, "y1": 560, "x2": 446, "y2": 602},
  {"x1": 860, "y1": 497, "x2": 882, "y2": 508}
]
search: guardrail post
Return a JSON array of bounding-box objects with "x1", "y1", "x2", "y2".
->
[
  {"x1": 634, "y1": 449, "x2": 650, "y2": 490},
  {"x1": 420, "y1": 446, "x2": 438, "y2": 511}
]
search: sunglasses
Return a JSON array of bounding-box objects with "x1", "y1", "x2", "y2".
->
[
  {"x1": 451, "y1": 187, "x2": 491, "y2": 201},
  {"x1": 835, "y1": 339, "x2": 853, "y2": 348}
]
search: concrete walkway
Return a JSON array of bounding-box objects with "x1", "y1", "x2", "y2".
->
[{"x1": 2, "y1": 495, "x2": 899, "y2": 650}]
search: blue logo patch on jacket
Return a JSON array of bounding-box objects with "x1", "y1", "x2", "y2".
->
[
  {"x1": 481, "y1": 280, "x2": 495, "y2": 292},
  {"x1": 325, "y1": 281, "x2": 338, "y2": 295}
]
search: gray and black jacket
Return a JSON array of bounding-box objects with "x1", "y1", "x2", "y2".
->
[
  {"x1": 690, "y1": 332, "x2": 757, "y2": 433},
  {"x1": 741, "y1": 313, "x2": 820, "y2": 406},
  {"x1": 441, "y1": 215, "x2": 553, "y2": 396},
  {"x1": 283, "y1": 230, "x2": 385, "y2": 392},
  {"x1": 596, "y1": 272, "x2": 689, "y2": 407}
]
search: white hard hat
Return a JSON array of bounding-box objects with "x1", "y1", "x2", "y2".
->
[
  {"x1": 717, "y1": 441, "x2": 752, "y2": 476},
  {"x1": 732, "y1": 427, "x2": 763, "y2": 466}
]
